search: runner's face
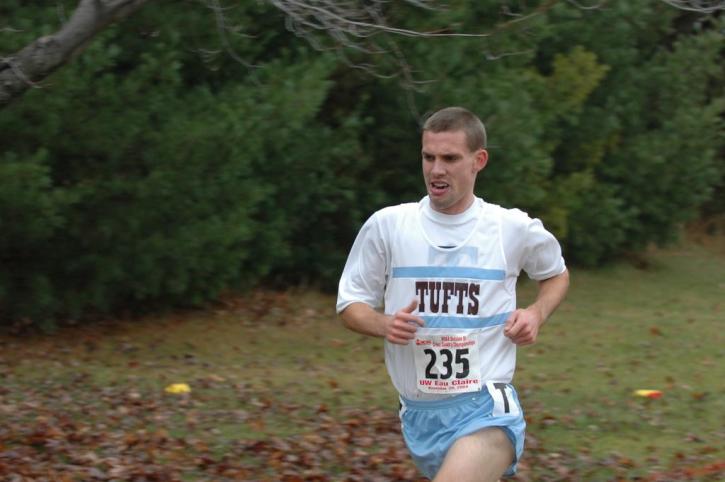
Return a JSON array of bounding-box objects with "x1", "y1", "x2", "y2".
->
[{"x1": 421, "y1": 130, "x2": 487, "y2": 215}]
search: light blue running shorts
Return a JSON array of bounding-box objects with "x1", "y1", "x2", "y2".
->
[{"x1": 399, "y1": 382, "x2": 526, "y2": 479}]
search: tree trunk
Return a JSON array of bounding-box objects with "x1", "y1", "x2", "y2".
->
[{"x1": 0, "y1": 0, "x2": 150, "y2": 108}]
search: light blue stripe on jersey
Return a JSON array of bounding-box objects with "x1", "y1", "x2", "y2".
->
[
  {"x1": 392, "y1": 266, "x2": 505, "y2": 280},
  {"x1": 420, "y1": 312, "x2": 511, "y2": 329}
]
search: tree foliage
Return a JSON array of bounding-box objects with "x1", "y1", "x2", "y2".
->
[{"x1": 0, "y1": 1, "x2": 722, "y2": 325}]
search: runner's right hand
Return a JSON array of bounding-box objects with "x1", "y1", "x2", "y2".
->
[{"x1": 385, "y1": 299, "x2": 425, "y2": 345}]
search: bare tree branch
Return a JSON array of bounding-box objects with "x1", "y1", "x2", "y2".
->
[
  {"x1": 3, "y1": 0, "x2": 719, "y2": 109},
  {"x1": 0, "y1": 0, "x2": 150, "y2": 108},
  {"x1": 207, "y1": 0, "x2": 260, "y2": 71},
  {"x1": 264, "y1": 0, "x2": 567, "y2": 82},
  {"x1": 659, "y1": 0, "x2": 725, "y2": 13},
  {"x1": 268, "y1": 0, "x2": 493, "y2": 42}
]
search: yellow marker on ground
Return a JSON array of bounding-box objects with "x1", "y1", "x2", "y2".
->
[{"x1": 165, "y1": 383, "x2": 191, "y2": 394}]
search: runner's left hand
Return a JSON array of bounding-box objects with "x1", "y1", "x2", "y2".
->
[{"x1": 503, "y1": 308, "x2": 543, "y2": 346}]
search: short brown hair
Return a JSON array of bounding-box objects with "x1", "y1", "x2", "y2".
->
[{"x1": 422, "y1": 107, "x2": 487, "y2": 151}]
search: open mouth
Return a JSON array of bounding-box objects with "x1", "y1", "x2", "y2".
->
[{"x1": 429, "y1": 181, "x2": 449, "y2": 195}]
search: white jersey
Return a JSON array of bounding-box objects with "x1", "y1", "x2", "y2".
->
[{"x1": 337, "y1": 196, "x2": 566, "y2": 400}]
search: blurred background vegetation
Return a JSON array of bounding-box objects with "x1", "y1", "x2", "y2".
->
[{"x1": 0, "y1": 0, "x2": 722, "y2": 328}]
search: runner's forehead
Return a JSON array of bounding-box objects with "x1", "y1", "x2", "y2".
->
[{"x1": 421, "y1": 130, "x2": 470, "y2": 154}]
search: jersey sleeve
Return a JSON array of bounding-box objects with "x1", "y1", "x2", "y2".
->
[
  {"x1": 502, "y1": 208, "x2": 566, "y2": 280},
  {"x1": 336, "y1": 211, "x2": 388, "y2": 313}
]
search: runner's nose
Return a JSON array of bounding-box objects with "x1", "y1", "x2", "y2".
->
[{"x1": 430, "y1": 159, "x2": 446, "y2": 176}]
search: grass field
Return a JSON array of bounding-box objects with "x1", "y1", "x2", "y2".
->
[{"x1": 1, "y1": 239, "x2": 723, "y2": 481}]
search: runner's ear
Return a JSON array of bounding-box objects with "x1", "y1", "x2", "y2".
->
[{"x1": 474, "y1": 149, "x2": 488, "y2": 172}]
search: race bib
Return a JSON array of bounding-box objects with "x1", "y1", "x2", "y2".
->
[{"x1": 413, "y1": 330, "x2": 481, "y2": 394}]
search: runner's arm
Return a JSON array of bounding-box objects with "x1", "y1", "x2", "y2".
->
[
  {"x1": 504, "y1": 269, "x2": 569, "y2": 345},
  {"x1": 340, "y1": 300, "x2": 425, "y2": 345},
  {"x1": 529, "y1": 269, "x2": 570, "y2": 322}
]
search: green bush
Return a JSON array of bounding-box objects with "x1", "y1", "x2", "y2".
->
[{"x1": 0, "y1": 5, "x2": 370, "y2": 324}]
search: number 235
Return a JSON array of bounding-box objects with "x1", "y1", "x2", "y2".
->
[{"x1": 423, "y1": 348, "x2": 470, "y2": 380}]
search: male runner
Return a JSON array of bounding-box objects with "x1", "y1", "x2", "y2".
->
[{"x1": 337, "y1": 106, "x2": 569, "y2": 481}]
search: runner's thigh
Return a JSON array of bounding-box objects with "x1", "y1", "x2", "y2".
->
[{"x1": 433, "y1": 427, "x2": 514, "y2": 482}]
